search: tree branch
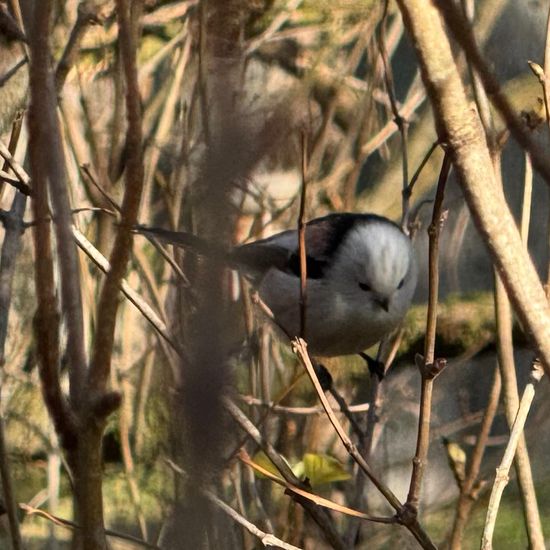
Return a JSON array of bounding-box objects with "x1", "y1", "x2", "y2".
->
[
  {"x1": 396, "y1": 0, "x2": 550, "y2": 379},
  {"x1": 89, "y1": 0, "x2": 145, "y2": 396}
]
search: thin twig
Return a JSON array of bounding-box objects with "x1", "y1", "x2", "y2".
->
[
  {"x1": 298, "y1": 132, "x2": 308, "y2": 337},
  {"x1": 402, "y1": 140, "x2": 439, "y2": 232},
  {"x1": 239, "y1": 395, "x2": 370, "y2": 415},
  {"x1": 165, "y1": 456, "x2": 313, "y2": 550},
  {"x1": 239, "y1": 450, "x2": 396, "y2": 525},
  {"x1": 223, "y1": 396, "x2": 348, "y2": 550},
  {"x1": 377, "y1": 0, "x2": 409, "y2": 231},
  {"x1": 491, "y1": 148, "x2": 545, "y2": 549},
  {"x1": 0, "y1": 140, "x2": 32, "y2": 196},
  {"x1": 55, "y1": 2, "x2": 102, "y2": 93},
  {"x1": 19, "y1": 502, "x2": 161, "y2": 549},
  {"x1": 72, "y1": 227, "x2": 179, "y2": 352},
  {"x1": 292, "y1": 338, "x2": 437, "y2": 550},
  {"x1": 406, "y1": 150, "x2": 451, "y2": 513},
  {"x1": 480, "y1": 363, "x2": 544, "y2": 550},
  {"x1": 0, "y1": 113, "x2": 24, "y2": 201},
  {"x1": 448, "y1": 366, "x2": 501, "y2": 549},
  {"x1": 205, "y1": 490, "x2": 303, "y2": 550}
]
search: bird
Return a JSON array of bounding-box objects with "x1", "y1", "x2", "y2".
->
[{"x1": 135, "y1": 212, "x2": 417, "y2": 359}]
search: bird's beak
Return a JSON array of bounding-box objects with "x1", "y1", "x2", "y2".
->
[{"x1": 375, "y1": 296, "x2": 390, "y2": 312}]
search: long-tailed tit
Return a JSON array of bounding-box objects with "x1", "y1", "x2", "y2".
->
[{"x1": 136, "y1": 213, "x2": 417, "y2": 358}]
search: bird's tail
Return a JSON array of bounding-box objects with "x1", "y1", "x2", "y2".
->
[{"x1": 133, "y1": 225, "x2": 228, "y2": 260}]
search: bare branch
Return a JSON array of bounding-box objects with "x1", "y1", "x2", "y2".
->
[
  {"x1": 27, "y1": 0, "x2": 88, "y2": 403},
  {"x1": 89, "y1": 0, "x2": 145, "y2": 395},
  {"x1": 481, "y1": 364, "x2": 544, "y2": 549},
  {"x1": 396, "y1": 0, "x2": 550, "y2": 378},
  {"x1": 406, "y1": 151, "x2": 451, "y2": 512}
]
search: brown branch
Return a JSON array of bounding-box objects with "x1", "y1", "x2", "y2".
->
[
  {"x1": 292, "y1": 338, "x2": 437, "y2": 549},
  {"x1": 396, "y1": 0, "x2": 550, "y2": 375},
  {"x1": 434, "y1": 0, "x2": 550, "y2": 187},
  {"x1": 298, "y1": 132, "x2": 308, "y2": 337},
  {"x1": 405, "y1": 151, "x2": 450, "y2": 513},
  {"x1": 55, "y1": 2, "x2": 102, "y2": 93},
  {"x1": 89, "y1": 0, "x2": 145, "y2": 396},
  {"x1": 19, "y1": 503, "x2": 160, "y2": 549},
  {"x1": 28, "y1": 0, "x2": 88, "y2": 403},
  {"x1": 27, "y1": 1, "x2": 77, "y2": 449},
  {"x1": 449, "y1": 366, "x2": 501, "y2": 549}
]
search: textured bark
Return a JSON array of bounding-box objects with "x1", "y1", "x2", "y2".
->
[{"x1": 396, "y1": 0, "x2": 550, "y2": 378}]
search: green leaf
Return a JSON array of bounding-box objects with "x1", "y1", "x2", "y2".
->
[{"x1": 301, "y1": 453, "x2": 351, "y2": 486}]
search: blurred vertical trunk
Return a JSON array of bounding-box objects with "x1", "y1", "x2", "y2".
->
[{"x1": 165, "y1": 1, "x2": 250, "y2": 547}]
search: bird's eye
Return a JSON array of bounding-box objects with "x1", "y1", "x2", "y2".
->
[
  {"x1": 358, "y1": 282, "x2": 371, "y2": 292},
  {"x1": 397, "y1": 278, "x2": 405, "y2": 290}
]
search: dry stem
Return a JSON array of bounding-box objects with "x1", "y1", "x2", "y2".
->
[
  {"x1": 448, "y1": 366, "x2": 501, "y2": 549},
  {"x1": 480, "y1": 364, "x2": 544, "y2": 549},
  {"x1": 292, "y1": 338, "x2": 437, "y2": 550},
  {"x1": 406, "y1": 151, "x2": 450, "y2": 512}
]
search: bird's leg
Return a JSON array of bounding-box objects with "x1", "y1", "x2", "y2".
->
[
  {"x1": 313, "y1": 361, "x2": 334, "y2": 392},
  {"x1": 358, "y1": 352, "x2": 385, "y2": 381},
  {"x1": 313, "y1": 360, "x2": 365, "y2": 441}
]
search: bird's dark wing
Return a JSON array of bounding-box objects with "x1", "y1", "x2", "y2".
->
[
  {"x1": 135, "y1": 213, "x2": 397, "y2": 281},
  {"x1": 233, "y1": 213, "x2": 376, "y2": 280}
]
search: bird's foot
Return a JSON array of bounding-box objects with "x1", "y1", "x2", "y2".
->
[{"x1": 358, "y1": 352, "x2": 385, "y2": 381}]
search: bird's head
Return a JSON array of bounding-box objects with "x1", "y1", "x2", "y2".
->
[{"x1": 329, "y1": 219, "x2": 417, "y2": 314}]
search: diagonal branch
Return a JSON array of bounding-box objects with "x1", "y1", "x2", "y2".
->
[{"x1": 481, "y1": 363, "x2": 544, "y2": 549}]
